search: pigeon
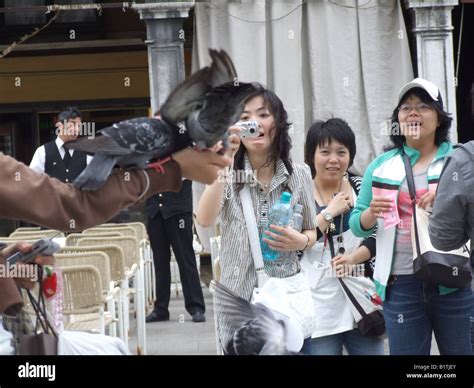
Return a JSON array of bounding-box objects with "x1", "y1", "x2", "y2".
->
[
  {"x1": 214, "y1": 281, "x2": 303, "y2": 355},
  {"x1": 66, "y1": 49, "x2": 256, "y2": 190}
]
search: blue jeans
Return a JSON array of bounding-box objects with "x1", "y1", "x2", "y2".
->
[
  {"x1": 383, "y1": 275, "x2": 473, "y2": 355},
  {"x1": 471, "y1": 314, "x2": 474, "y2": 354},
  {"x1": 300, "y1": 337, "x2": 312, "y2": 355},
  {"x1": 310, "y1": 329, "x2": 384, "y2": 355}
]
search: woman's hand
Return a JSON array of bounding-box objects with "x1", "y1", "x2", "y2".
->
[
  {"x1": 368, "y1": 195, "x2": 393, "y2": 218},
  {"x1": 417, "y1": 191, "x2": 435, "y2": 211},
  {"x1": 331, "y1": 253, "x2": 359, "y2": 277},
  {"x1": 326, "y1": 192, "x2": 351, "y2": 217},
  {"x1": 263, "y1": 225, "x2": 308, "y2": 252},
  {"x1": 224, "y1": 126, "x2": 242, "y2": 159}
]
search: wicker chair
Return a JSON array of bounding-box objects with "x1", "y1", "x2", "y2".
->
[
  {"x1": 58, "y1": 246, "x2": 127, "y2": 340},
  {"x1": 83, "y1": 226, "x2": 137, "y2": 239},
  {"x1": 95, "y1": 222, "x2": 154, "y2": 308},
  {"x1": 55, "y1": 252, "x2": 121, "y2": 337},
  {"x1": 60, "y1": 265, "x2": 116, "y2": 335},
  {"x1": 65, "y1": 232, "x2": 122, "y2": 246},
  {"x1": 76, "y1": 236, "x2": 146, "y2": 354},
  {"x1": 9, "y1": 230, "x2": 65, "y2": 239}
]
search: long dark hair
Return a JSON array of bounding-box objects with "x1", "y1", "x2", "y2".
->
[
  {"x1": 386, "y1": 88, "x2": 452, "y2": 151},
  {"x1": 234, "y1": 83, "x2": 293, "y2": 191}
]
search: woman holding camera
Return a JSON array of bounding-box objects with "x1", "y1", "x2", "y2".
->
[
  {"x1": 349, "y1": 78, "x2": 472, "y2": 355},
  {"x1": 197, "y1": 83, "x2": 316, "y2": 354}
]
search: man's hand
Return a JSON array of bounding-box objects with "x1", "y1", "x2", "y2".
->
[
  {"x1": 172, "y1": 147, "x2": 232, "y2": 185},
  {"x1": 1, "y1": 242, "x2": 54, "y2": 289}
]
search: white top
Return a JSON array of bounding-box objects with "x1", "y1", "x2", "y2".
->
[
  {"x1": 29, "y1": 137, "x2": 92, "y2": 174},
  {"x1": 300, "y1": 186, "x2": 362, "y2": 338}
]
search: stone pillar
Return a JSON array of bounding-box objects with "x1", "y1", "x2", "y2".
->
[
  {"x1": 133, "y1": 2, "x2": 194, "y2": 114},
  {"x1": 406, "y1": 0, "x2": 459, "y2": 140}
]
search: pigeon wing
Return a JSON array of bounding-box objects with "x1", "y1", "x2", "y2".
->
[
  {"x1": 214, "y1": 282, "x2": 286, "y2": 355},
  {"x1": 101, "y1": 117, "x2": 174, "y2": 154},
  {"x1": 65, "y1": 135, "x2": 131, "y2": 155},
  {"x1": 160, "y1": 67, "x2": 212, "y2": 125},
  {"x1": 208, "y1": 49, "x2": 237, "y2": 87},
  {"x1": 187, "y1": 82, "x2": 257, "y2": 147}
]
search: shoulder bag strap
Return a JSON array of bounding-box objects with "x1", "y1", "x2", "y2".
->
[
  {"x1": 327, "y1": 231, "x2": 369, "y2": 319},
  {"x1": 26, "y1": 267, "x2": 57, "y2": 337},
  {"x1": 239, "y1": 186, "x2": 268, "y2": 287},
  {"x1": 402, "y1": 151, "x2": 422, "y2": 259}
]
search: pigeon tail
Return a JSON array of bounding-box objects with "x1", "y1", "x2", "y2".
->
[{"x1": 73, "y1": 153, "x2": 117, "y2": 190}]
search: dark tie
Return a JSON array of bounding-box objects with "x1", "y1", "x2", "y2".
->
[{"x1": 63, "y1": 148, "x2": 72, "y2": 166}]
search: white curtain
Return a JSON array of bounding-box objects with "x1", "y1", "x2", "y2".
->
[
  {"x1": 192, "y1": 0, "x2": 413, "y2": 174},
  {"x1": 192, "y1": 0, "x2": 413, "y2": 249}
]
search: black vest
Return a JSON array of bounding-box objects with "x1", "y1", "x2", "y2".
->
[
  {"x1": 145, "y1": 179, "x2": 193, "y2": 219},
  {"x1": 44, "y1": 141, "x2": 87, "y2": 183}
]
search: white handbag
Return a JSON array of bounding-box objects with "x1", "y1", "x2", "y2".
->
[{"x1": 239, "y1": 186, "x2": 316, "y2": 338}]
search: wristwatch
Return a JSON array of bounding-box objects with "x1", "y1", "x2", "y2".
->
[{"x1": 321, "y1": 209, "x2": 334, "y2": 223}]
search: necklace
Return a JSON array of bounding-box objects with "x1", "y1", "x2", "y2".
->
[
  {"x1": 314, "y1": 173, "x2": 347, "y2": 250},
  {"x1": 313, "y1": 177, "x2": 343, "y2": 206}
]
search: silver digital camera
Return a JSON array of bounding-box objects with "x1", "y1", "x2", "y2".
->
[{"x1": 235, "y1": 120, "x2": 260, "y2": 139}]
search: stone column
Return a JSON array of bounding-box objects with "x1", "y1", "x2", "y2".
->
[
  {"x1": 133, "y1": 2, "x2": 194, "y2": 114},
  {"x1": 406, "y1": 0, "x2": 459, "y2": 139}
]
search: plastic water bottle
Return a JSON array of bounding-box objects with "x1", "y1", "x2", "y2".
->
[
  {"x1": 291, "y1": 204, "x2": 303, "y2": 232},
  {"x1": 261, "y1": 192, "x2": 293, "y2": 261}
]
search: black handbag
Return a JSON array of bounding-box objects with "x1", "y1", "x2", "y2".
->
[
  {"x1": 17, "y1": 267, "x2": 58, "y2": 355},
  {"x1": 403, "y1": 153, "x2": 472, "y2": 288},
  {"x1": 327, "y1": 233, "x2": 385, "y2": 337}
]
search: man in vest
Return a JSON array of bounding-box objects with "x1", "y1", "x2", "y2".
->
[
  {"x1": 30, "y1": 107, "x2": 91, "y2": 182},
  {"x1": 145, "y1": 112, "x2": 206, "y2": 324}
]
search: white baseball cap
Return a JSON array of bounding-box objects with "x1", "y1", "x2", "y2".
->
[{"x1": 398, "y1": 78, "x2": 442, "y2": 106}]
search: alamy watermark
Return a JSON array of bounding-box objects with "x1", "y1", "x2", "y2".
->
[
  {"x1": 217, "y1": 169, "x2": 259, "y2": 187},
  {"x1": 326, "y1": 263, "x2": 366, "y2": 278},
  {"x1": 0, "y1": 262, "x2": 39, "y2": 282},
  {"x1": 380, "y1": 120, "x2": 420, "y2": 139},
  {"x1": 55, "y1": 120, "x2": 96, "y2": 139}
]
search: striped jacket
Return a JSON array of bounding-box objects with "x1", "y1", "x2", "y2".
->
[
  {"x1": 217, "y1": 156, "x2": 316, "y2": 349},
  {"x1": 349, "y1": 142, "x2": 453, "y2": 301}
]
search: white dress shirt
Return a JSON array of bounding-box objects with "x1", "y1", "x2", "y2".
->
[{"x1": 29, "y1": 137, "x2": 92, "y2": 174}]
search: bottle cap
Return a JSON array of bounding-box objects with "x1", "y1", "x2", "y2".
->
[{"x1": 280, "y1": 191, "x2": 292, "y2": 203}]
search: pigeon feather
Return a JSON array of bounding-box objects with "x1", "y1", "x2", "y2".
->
[{"x1": 214, "y1": 281, "x2": 292, "y2": 355}]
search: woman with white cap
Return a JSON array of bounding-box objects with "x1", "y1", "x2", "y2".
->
[{"x1": 349, "y1": 78, "x2": 473, "y2": 355}]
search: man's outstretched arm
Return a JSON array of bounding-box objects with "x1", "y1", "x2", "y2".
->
[{"x1": 0, "y1": 148, "x2": 230, "y2": 232}]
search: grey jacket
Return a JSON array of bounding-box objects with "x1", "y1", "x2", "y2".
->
[{"x1": 429, "y1": 141, "x2": 474, "y2": 257}]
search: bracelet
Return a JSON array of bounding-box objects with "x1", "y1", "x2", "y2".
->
[{"x1": 302, "y1": 234, "x2": 310, "y2": 251}]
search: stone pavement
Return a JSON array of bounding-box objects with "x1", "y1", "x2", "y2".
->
[{"x1": 129, "y1": 287, "x2": 218, "y2": 355}]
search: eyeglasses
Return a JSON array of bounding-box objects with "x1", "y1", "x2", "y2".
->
[{"x1": 398, "y1": 103, "x2": 433, "y2": 115}]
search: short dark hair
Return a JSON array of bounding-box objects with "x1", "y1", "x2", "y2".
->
[
  {"x1": 304, "y1": 118, "x2": 356, "y2": 179},
  {"x1": 57, "y1": 107, "x2": 81, "y2": 123},
  {"x1": 388, "y1": 88, "x2": 452, "y2": 149},
  {"x1": 234, "y1": 83, "x2": 293, "y2": 190}
]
